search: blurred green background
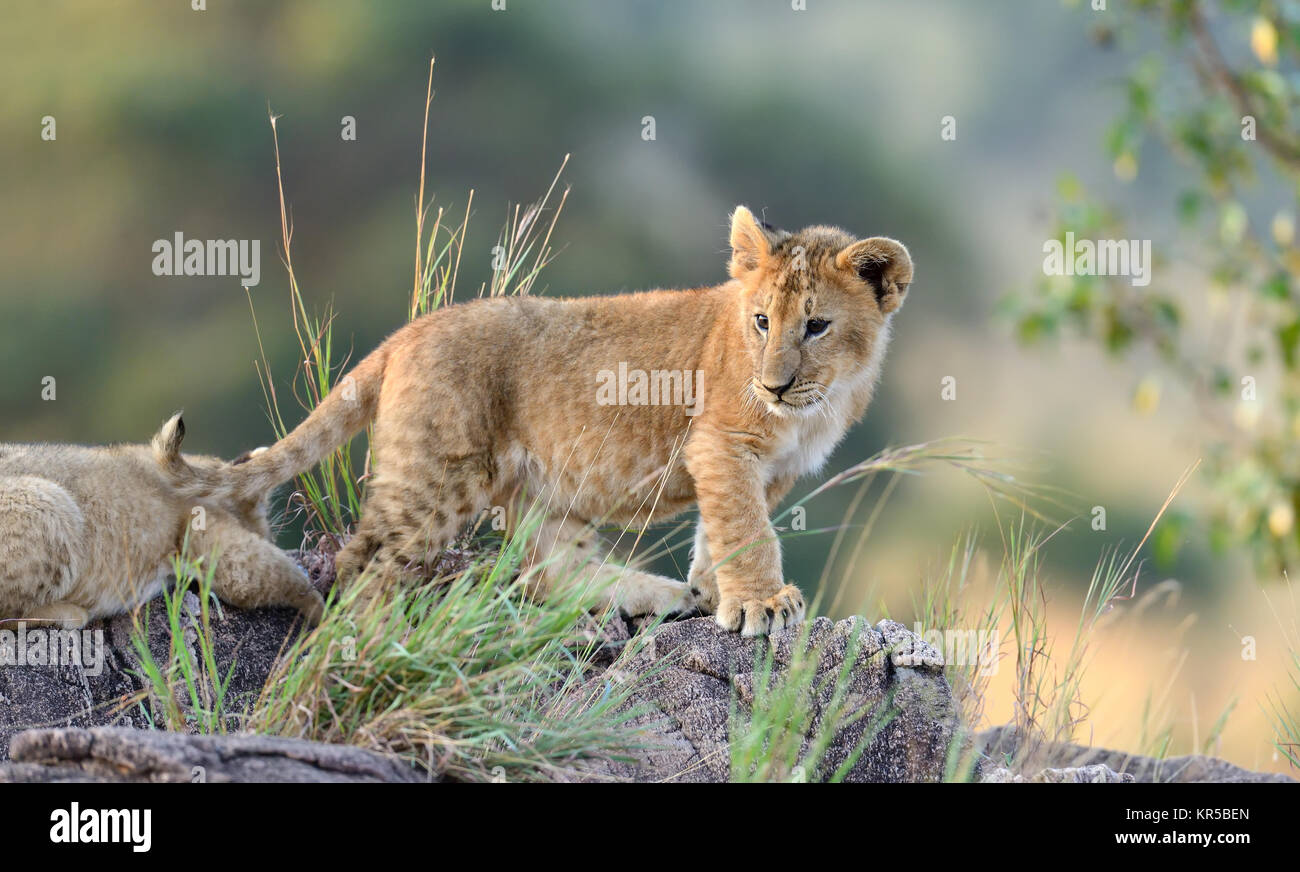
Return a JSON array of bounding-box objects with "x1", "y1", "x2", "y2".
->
[{"x1": 2, "y1": 1, "x2": 1294, "y2": 772}]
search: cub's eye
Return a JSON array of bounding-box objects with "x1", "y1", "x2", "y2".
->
[
  {"x1": 806, "y1": 318, "x2": 830, "y2": 337},
  {"x1": 755, "y1": 313, "x2": 769, "y2": 332}
]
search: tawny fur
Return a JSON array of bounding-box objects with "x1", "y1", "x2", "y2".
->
[
  {"x1": 163, "y1": 207, "x2": 912, "y2": 636},
  {"x1": 0, "y1": 415, "x2": 324, "y2": 628}
]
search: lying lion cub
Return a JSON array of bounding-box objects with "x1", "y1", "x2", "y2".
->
[
  {"x1": 0, "y1": 415, "x2": 324, "y2": 628},
  {"x1": 163, "y1": 207, "x2": 912, "y2": 636}
]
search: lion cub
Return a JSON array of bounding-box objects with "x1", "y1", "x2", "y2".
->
[
  {"x1": 164, "y1": 207, "x2": 912, "y2": 636},
  {"x1": 0, "y1": 415, "x2": 324, "y2": 628}
]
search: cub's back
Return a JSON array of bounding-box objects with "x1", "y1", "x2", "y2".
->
[
  {"x1": 0, "y1": 443, "x2": 160, "y2": 497},
  {"x1": 390, "y1": 290, "x2": 727, "y2": 518}
]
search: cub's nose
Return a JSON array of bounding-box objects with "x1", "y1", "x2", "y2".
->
[{"x1": 762, "y1": 376, "x2": 796, "y2": 399}]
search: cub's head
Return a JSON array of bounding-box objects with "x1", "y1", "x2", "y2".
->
[
  {"x1": 152, "y1": 413, "x2": 274, "y2": 539},
  {"x1": 727, "y1": 205, "x2": 913, "y2": 417}
]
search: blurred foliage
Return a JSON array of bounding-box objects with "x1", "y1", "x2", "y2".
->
[
  {"x1": 1, "y1": 0, "x2": 994, "y2": 579},
  {"x1": 1006, "y1": 0, "x2": 1300, "y2": 579},
  {"x1": 0, "y1": 1, "x2": 1208, "y2": 598}
]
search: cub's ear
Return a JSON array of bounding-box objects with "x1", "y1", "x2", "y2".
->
[
  {"x1": 836, "y1": 237, "x2": 913, "y2": 314},
  {"x1": 728, "y1": 205, "x2": 772, "y2": 279},
  {"x1": 151, "y1": 412, "x2": 186, "y2": 466}
]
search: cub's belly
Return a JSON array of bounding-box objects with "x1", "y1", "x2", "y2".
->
[
  {"x1": 82, "y1": 563, "x2": 172, "y2": 620},
  {"x1": 515, "y1": 444, "x2": 696, "y2": 526}
]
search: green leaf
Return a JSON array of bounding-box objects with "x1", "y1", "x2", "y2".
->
[
  {"x1": 1260, "y1": 271, "x2": 1290, "y2": 300},
  {"x1": 1104, "y1": 310, "x2": 1135, "y2": 354},
  {"x1": 1152, "y1": 512, "x2": 1189, "y2": 567},
  {"x1": 1177, "y1": 190, "x2": 1202, "y2": 225},
  {"x1": 1277, "y1": 319, "x2": 1300, "y2": 369}
]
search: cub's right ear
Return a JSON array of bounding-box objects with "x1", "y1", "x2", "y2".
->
[{"x1": 728, "y1": 205, "x2": 772, "y2": 279}]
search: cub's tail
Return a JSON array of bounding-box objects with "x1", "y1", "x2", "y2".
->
[{"x1": 156, "y1": 345, "x2": 389, "y2": 502}]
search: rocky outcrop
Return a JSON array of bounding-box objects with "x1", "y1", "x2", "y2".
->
[
  {"x1": 977, "y1": 725, "x2": 1296, "y2": 784},
  {"x1": 585, "y1": 615, "x2": 959, "y2": 782},
  {"x1": 1, "y1": 572, "x2": 961, "y2": 782},
  {"x1": 0, "y1": 595, "x2": 314, "y2": 760},
  {"x1": 980, "y1": 763, "x2": 1134, "y2": 783},
  {"x1": 4, "y1": 550, "x2": 1289, "y2": 783},
  {"x1": 0, "y1": 550, "x2": 330, "y2": 760},
  {"x1": 0, "y1": 726, "x2": 421, "y2": 783}
]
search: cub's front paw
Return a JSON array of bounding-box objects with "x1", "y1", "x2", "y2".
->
[
  {"x1": 688, "y1": 577, "x2": 719, "y2": 615},
  {"x1": 715, "y1": 584, "x2": 805, "y2": 637}
]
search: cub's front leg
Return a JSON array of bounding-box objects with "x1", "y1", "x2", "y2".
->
[
  {"x1": 688, "y1": 471, "x2": 798, "y2": 617},
  {"x1": 686, "y1": 433, "x2": 805, "y2": 636},
  {"x1": 190, "y1": 511, "x2": 325, "y2": 625}
]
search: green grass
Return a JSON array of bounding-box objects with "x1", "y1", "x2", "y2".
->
[
  {"x1": 914, "y1": 533, "x2": 999, "y2": 733},
  {"x1": 1267, "y1": 649, "x2": 1300, "y2": 769},
  {"x1": 122, "y1": 513, "x2": 657, "y2": 781},
  {"x1": 247, "y1": 510, "x2": 654, "y2": 782},
  {"x1": 233, "y1": 73, "x2": 625, "y2": 781},
  {"x1": 1263, "y1": 576, "x2": 1300, "y2": 769},
  {"x1": 125, "y1": 538, "x2": 240, "y2": 735}
]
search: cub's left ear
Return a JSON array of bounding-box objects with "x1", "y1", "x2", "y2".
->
[{"x1": 836, "y1": 237, "x2": 913, "y2": 314}]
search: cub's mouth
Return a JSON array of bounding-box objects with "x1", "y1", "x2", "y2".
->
[{"x1": 752, "y1": 379, "x2": 826, "y2": 415}]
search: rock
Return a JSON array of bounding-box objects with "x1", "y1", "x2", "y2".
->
[
  {"x1": 0, "y1": 550, "x2": 326, "y2": 760},
  {"x1": 583, "y1": 615, "x2": 960, "y2": 782},
  {"x1": 4, "y1": 542, "x2": 962, "y2": 783},
  {"x1": 980, "y1": 763, "x2": 1133, "y2": 783},
  {"x1": 25, "y1": 544, "x2": 1278, "y2": 784},
  {"x1": 0, "y1": 726, "x2": 421, "y2": 783},
  {"x1": 976, "y1": 725, "x2": 1296, "y2": 784}
]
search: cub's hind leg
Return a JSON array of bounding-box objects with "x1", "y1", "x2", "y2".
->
[
  {"x1": 19, "y1": 601, "x2": 91, "y2": 629},
  {"x1": 335, "y1": 453, "x2": 493, "y2": 590},
  {"x1": 524, "y1": 515, "x2": 694, "y2": 618},
  {"x1": 0, "y1": 475, "x2": 86, "y2": 627},
  {"x1": 191, "y1": 511, "x2": 325, "y2": 624}
]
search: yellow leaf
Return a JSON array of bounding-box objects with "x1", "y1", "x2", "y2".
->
[
  {"x1": 1252, "y1": 17, "x2": 1279, "y2": 66},
  {"x1": 1234, "y1": 400, "x2": 1261, "y2": 432},
  {"x1": 1134, "y1": 377, "x2": 1160, "y2": 415},
  {"x1": 1273, "y1": 212, "x2": 1295, "y2": 247},
  {"x1": 1268, "y1": 500, "x2": 1294, "y2": 538},
  {"x1": 1113, "y1": 151, "x2": 1138, "y2": 182}
]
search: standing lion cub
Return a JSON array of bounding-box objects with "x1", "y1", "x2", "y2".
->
[
  {"x1": 163, "y1": 207, "x2": 912, "y2": 636},
  {"x1": 0, "y1": 415, "x2": 324, "y2": 628}
]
